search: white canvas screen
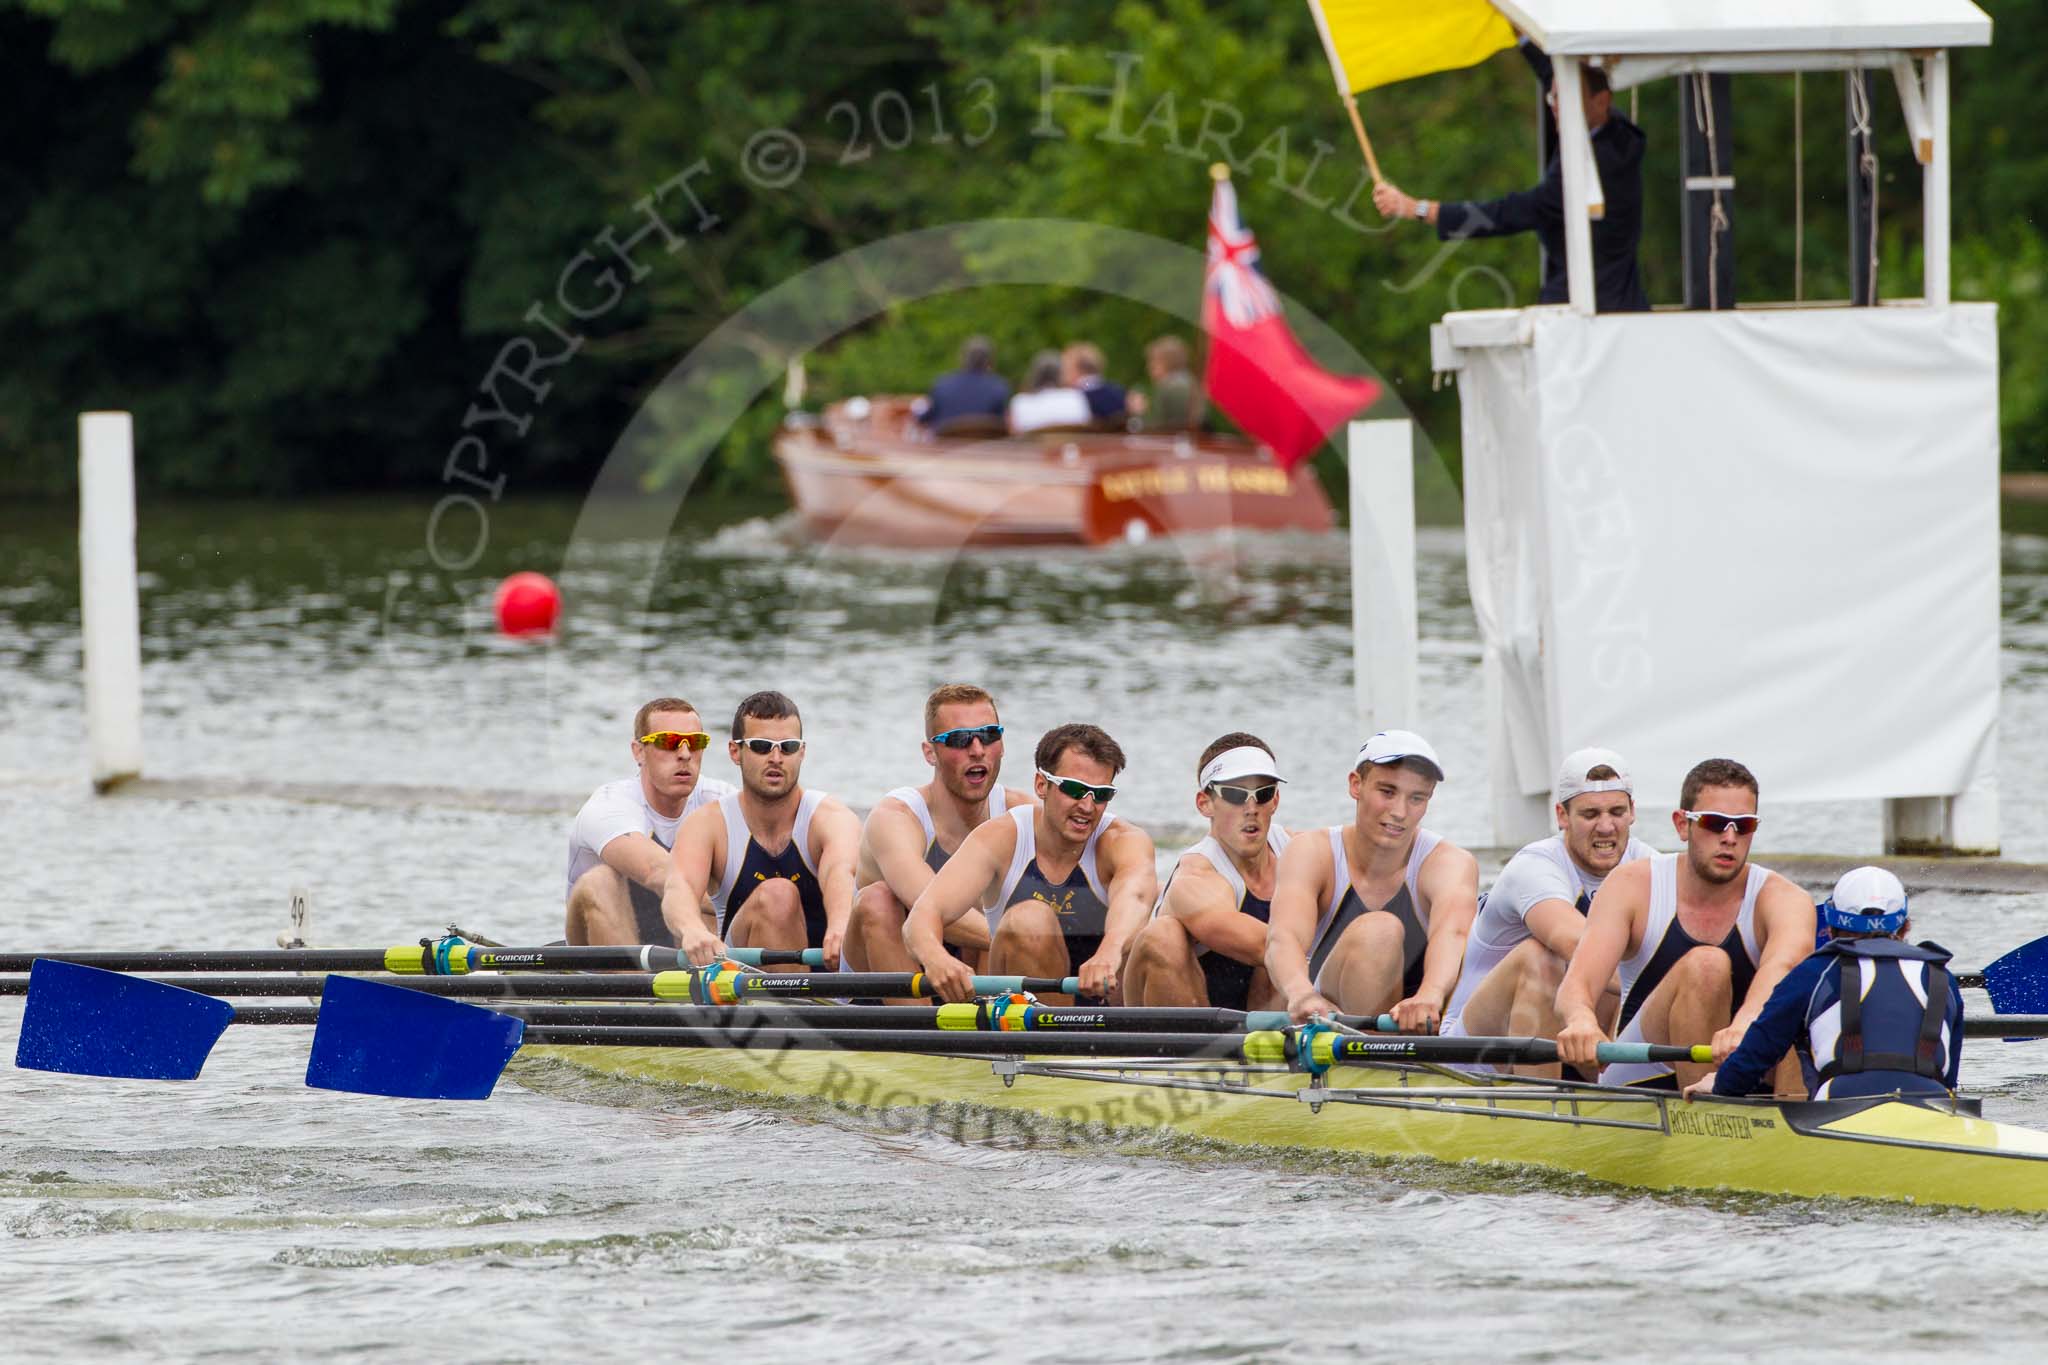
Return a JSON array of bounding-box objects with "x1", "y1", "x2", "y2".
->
[{"x1": 1456, "y1": 304, "x2": 1998, "y2": 810}]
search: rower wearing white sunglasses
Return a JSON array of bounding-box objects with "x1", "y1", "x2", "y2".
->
[
  {"x1": 1122, "y1": 733, "x2": 1293, "y2": 1010},
  {"x1": 906, "y1": 722, "x2": 1158, "y2": 1005},
  {"x1": 1556, "y1": 757, "x2": 1817, "y2": 1090},
  {"x1": 661, "y1": 690, "x2": 862, "y2": 969}
]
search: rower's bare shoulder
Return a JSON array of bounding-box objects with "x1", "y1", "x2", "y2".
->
[
  {"x1": 1595, "y1": 858, "x2": 1655, "y2": 900},
  {"x1": 1421, "y1": 837, "x2": 1479, "y2": 882},
  {"x1": 1000, "y1": 786, "x2": 1037, "y2": 810},
  {"x1": 862, "y1": 793, "x2": 919, "y2": 839},
  {"x1": 961, "y1": 810, "x2": 1021, "y2": 856},
  {"x1": 678, "y1": 800, "x2": 724, "y2": 839},
  {"x1": 1758, "y1": 869, "x2": 1819, "y2": 912},
  {"x1": 1162, "y1": 853, "x2": 1230, "y2": 918},
  {"x1": 1101, "y1": 816, "x2": 1156, "y2": 862},
  {"x1": 1276, "y1": 828, "x2": 1333, "y2": 883}
]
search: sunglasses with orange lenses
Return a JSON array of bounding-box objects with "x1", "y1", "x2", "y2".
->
[{"x1": 639, "y1": 731, "x2": 712, "y2": 751}]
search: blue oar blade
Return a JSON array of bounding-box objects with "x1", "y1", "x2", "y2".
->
[
  {"x1": 306, "y1": 975, "x2": 524, "y2": 1100},
  {"x1": 1982, "y1": 935, "x2": 2048, "y2": 1015},
  {"x1": 15, "y1": 959, "x2": 235, "y2": 1080}
]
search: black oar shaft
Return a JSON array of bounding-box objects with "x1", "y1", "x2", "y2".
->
[
  {"x1": 0, "y1": 973, "x2": 671, "y2": 999},
  {"x1": 1962, "y1": 1015, "x2": 2048, "y2": 1037},
  {"x1": 0, "y1": 970, "x2": 1074, "y2": 1002},
  {"x1": 215, "y1": 1002, "x2": 1276, "y2": 1031},
  {"x1": 512, "y1": 1025, "x2": 1263, "y2": 1058},
  {"x1": 0, "y1": 946, "x2": 694, "y2": 974}
]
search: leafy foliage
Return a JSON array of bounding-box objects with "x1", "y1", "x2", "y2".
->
[{"x1": 1, "y1": 0, "x2": 2043, "y2": 497}]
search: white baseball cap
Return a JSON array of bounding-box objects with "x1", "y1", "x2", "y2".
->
[
  {"x1": 1354, "y1": 730, "x2": 1445, "y2": 782},
  {"x1": 1199, "y1": 745, "x2": 1285, "y2": 788},
  {"x1": 1821, "y1": 866, "x2": 1910, "y2": 935},
  {"x1": 1556, "y1": 746, "x2": 1633, "y2": 807}
]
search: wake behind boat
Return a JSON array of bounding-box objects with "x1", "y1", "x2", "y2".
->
[{"x1": 774, "y1": 396, "x2": 1335, "y2": 548}]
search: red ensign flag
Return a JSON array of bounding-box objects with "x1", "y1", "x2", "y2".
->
[{"x1": 1201, "y1": 171, "x2": 1380, "y2": 470}]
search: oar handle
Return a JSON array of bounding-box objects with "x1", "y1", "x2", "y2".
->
[
  {"x1": 1596, "y1": 1042, "x2": 1714, "y2": 1065},
  {"x1": 723, "y1": 948, "x2": 828, "y2": 968},
  {"x1": 1240, "y1": 1012, "x2": 1398, "y2": 1033}
]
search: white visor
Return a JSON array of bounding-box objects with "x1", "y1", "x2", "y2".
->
[{"x1": 1199, "y1": 746, "x2": 1285, "y2": 788}]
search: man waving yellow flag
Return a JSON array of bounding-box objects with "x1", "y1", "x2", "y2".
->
[{"x1": 1309, "y1": 0, "x2": 1517, "y2": 93}]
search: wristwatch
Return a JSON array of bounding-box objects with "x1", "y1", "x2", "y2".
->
[{"x1": 1413, "y1": 198, "x2": 1432, "y2": 221}]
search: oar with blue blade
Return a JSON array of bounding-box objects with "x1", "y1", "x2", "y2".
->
[
  {"x1": 304, "y1": 975, "x2": 525, "y2": 1100},
  {"x1": 14, "y1": 959, "x2": 235, "y2": 1080},
  {"x1": 1968, "y1": 934, "x2": 2048, "y2": 1015}
]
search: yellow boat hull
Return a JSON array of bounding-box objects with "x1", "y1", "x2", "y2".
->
[{"x1": 521, "y1": 1042, "x2": 2048, "y2": 1213}]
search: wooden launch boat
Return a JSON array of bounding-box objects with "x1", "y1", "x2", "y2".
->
[{"x1": 771, "y1": 396, "x2": 1335, "y2": 548}]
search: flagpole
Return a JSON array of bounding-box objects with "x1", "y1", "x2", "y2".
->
[
  {"x1": 1305, "y1": 0, "x2": 1385, "y2": 183},
  {"x1": 1340, "y1": 97, "x2": 1385, "y2": 185}
]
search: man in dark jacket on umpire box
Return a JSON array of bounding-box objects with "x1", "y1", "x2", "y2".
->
[{"x1": 1371, "y1": 37, "x2": 1648, "y2": 314}]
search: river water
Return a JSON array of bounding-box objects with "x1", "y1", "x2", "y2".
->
[{"x1": 6, "y1": 495, "x2": 2048, "y2": 1361}]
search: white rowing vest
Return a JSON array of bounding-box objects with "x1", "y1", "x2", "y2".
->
[
  {"x1": 1443, "y1": 833, "x2": 1655, "y2": 1031},
  {"x1": 883, "y1": 785, "x2": 1007, "y2": 870},
  {"x1": 1602, "y1": 852, "x2": 1768, "y2": 1086},
  {"x1": 1153, "y1": 828, "x2": 1291, "y2": 957},
  {"x1": 712, "y1": 789, "x2": 826, "y2": 933},
  {"x1": 1308, "y1": 826, "x2": 1441, "y2": 981},
  {"x1": 988, "y1": 804, "x2": 1116, "y2": 936}
]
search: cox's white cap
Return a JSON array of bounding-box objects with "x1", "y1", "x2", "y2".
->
[
  {"x1": 1556, "y1": 746, "x2": 1633, "y2": 807},
  {"x1": 1199, "y1": 745, "x2": 1285, "y2": 788},
  {"x1": 1354, "y1": 730, "x2": 1445, "y2": 782},
  {"x1": 1830, "y1": 866, "x2": 1908, "y2": 917},
  {"x1": 1821, "y1": 866, "x2": 1910, "y2": 935}
]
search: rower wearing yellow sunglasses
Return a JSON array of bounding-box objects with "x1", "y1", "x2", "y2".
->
[{"x1": 564, "y1": 697, "x2": 733, "y2": 948}]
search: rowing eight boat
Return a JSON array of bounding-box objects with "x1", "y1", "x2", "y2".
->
[{"x1": 523, "y1": 1037, "x2": 2048, "y2": 1214}]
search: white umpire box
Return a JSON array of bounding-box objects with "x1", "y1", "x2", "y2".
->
[{"x1": 1430, "y1": 1, "x2": 2000, "y2": 851}]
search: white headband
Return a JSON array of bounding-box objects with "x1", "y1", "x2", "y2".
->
[{"x1": 1199, "y1": 745, "x2": 1285, "y2": 788}]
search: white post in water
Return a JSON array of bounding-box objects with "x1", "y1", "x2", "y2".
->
[
  {"x1": 1348, "y1": 418, "x2": 1417, "y2": 740},
  {"x1": 79, "y1": 411, "x2": 144, "y2": 792}
]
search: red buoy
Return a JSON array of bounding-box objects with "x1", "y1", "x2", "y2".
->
[{"x1": 494, "y1": 571, "x2": 561, "y2": 637}]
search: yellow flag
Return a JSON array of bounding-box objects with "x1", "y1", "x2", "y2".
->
[{"x1": 1308, "y1": 0, "x2": 1517, "y2": 94}]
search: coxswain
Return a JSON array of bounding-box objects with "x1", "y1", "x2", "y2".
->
[
  {"x1": 1685, "y1": 867, "x2": 1963, "y2": 1101},
  {"x1": 1264, "y1": 731, "x2": 1479, "y2": 1030},
  {"x1": 1440, "y1": 748, "x2": 1654, "y2": 1074},
  {"x1": 563, "y1": 696, "x2": 735, "y2": 947},
  {"x1": 662, "y1": 690, "x2": 861, "y2": 967},
  {"x1": 1122, "y1": 732, "x2": 1290, "y2": 1010},
  {"x1": 840, "y1": 683, "x2": 1034, "y2": 998},
  {"x1": 1556, "y1": 758, "x2": 1816, "y2": 1089},
  {"x1": 905, "y1": 723, "x2": 1157, "y2": 1004}
]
